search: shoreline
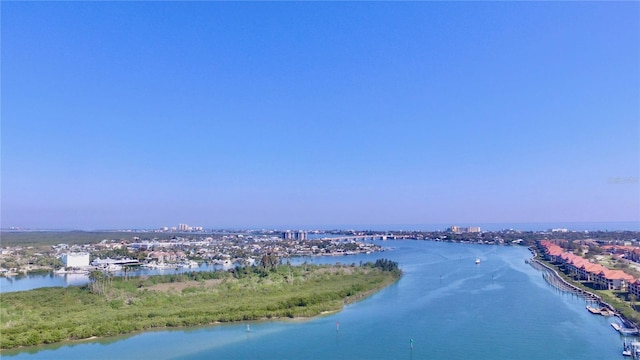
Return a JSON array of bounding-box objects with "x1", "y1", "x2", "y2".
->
[
  {"x1": 528, "y1": 250, "x2": 640, "y2": 330},
  {"x1": 2, "y1": 314, "x2": 334, "y2": 354}
]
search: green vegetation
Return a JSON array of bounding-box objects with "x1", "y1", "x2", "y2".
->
[
  {"x1": 0, "y1": 231, "x2": 151, "y2": 246},
  {"x1": 0, "y1": 260, "x2": 401, "y2": 350},
  {"x1": 598, "y1": 255, "x2": 640, "y2": 278},
  {"x1": 598, "y1": 290, "x2": 640, "y2": 325}
]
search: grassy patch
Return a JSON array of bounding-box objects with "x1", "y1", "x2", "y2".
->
[{"x1": 0, "y1": 261, "x2": 401, "y2": 350}]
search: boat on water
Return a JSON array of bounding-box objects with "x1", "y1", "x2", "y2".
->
[
  {"x1": 104, "y1": 264, "x2": 123, "y2": 272},
  {"x1": 54, "y1": 268, "x2": 89, "y2": 275},
  {"x1": 586, "y1": 305, "x2": 601, "y2": 314},
  {"x1": 623, "y1": 340, "x2": 640, "y2": 357},
  {"x1": 475, "y1": 258, "x2": 481, "y2": 264},
  {"x1": 586, "y1": 305, "x2": 615, "y2": 316},
  {"x1": 599, "y1": 308, "x2": 615, "y2": 316},
  {"x1": 611, "y1": 322, "x2": 640, "y2": 336},
  {"x1": 177, "y1": 260, "x2": 199, "y2": 268},
  {"x1": 620, "y1": 328, "x2": 639, "y2": 336},
  {"x1": 142, "y1": 262, "x2": 178, "y2": 270}
]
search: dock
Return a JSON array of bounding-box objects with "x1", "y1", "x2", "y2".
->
[{"x1": 527, "y1": 258, "x2": 601, "y2": 302}]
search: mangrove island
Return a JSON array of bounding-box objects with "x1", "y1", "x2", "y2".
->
[{"x1": 0, "y1": 259, "x2": 402, "y2": 350}]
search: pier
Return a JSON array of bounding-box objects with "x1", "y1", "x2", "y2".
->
[
  {"x1": 321, "y1": 235, "x2": 410, "y2": 241},
  {"x1": 527, "y1": 258, "x2": 601, "y2": 303}
]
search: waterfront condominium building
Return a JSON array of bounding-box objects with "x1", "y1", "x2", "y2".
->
[
  {"x1": 448, "y1": 226, "x2": 481, "y2": 234},
  {"x1": 283, "y1": 231, "x2": 307, "y2": 240},
  {"x1": 61, "y1": 252, "x2": 90, "y2": 268}
]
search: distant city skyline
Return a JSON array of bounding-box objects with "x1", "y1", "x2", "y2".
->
[
  {"x1": 2, "y1": 2, "x2": 638, "y2": 230},
  {"x1": 2, "y1": 221, "x2": 639, "y2": 233}
]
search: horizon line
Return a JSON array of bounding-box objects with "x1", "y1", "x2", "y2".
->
[{"x1": 2, "y1": 220, "x2": 639, "y2": 233}]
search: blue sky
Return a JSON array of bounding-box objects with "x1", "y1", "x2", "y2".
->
[{"x1": 2, "y1": 1, "x2": 638, "y2": 230}]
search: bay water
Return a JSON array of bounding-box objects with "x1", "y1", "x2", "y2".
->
[{"x1": 2, "y1": 240, "x2": 628, "y2": 359}]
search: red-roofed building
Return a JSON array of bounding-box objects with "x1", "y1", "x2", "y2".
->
[
  {"x1": 594, "y1": 269, "x2": 636, "y2": 291},
  {"x1": 629, "y1": 280, "x2": 640, "y2": 300},
  {"x1": 538, "y1": 240, "x2": 636, "y2": 291},
  {"x1": 540, "y1": 240, "x2": 564, "y2": 263}
]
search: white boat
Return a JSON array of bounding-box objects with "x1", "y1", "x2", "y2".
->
[
  {"x1": 54, "y1": 268, "x2": 89, "y2": 275},
  {"x1": 104, "y1": 264, "x2": 122, "y2": 272},
  {"x1": 142, "y1": 261, "x2": 177, "y2": 270},
  {"x1": 177, "y1": 260, "x2": 199, "y2": 268},
  {"x1": 623, "y1": 340, "x2": 640, "y2": 356},
  {"x1": 475, "y1": 258, "x2": 481, "y2": 264},
  {"x1": 611, "y1": 322, "x2": 639, "y2": 335}
]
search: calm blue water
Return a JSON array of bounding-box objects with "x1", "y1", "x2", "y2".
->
[
  {"x1": 0, "y1": 263, "x2": 234, "y2": 293},
  {"x1": 2, "y1": 241, "x2": 629, "y2": 359}
]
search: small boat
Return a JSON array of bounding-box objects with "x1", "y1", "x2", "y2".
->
[
  {"x1": 475, "y1": 258, "x2": 481, "y2": 264},
  {"x1": 599, "y1": 308, "x2": 615, "y2": 316},
  {"x1": 620, "y1": 327, "x2": 640, "y2": 336},
  {"x1": 611, "y1": 322, "x2": 639, "y2": 335},
  {"x1": 623, "y1": 340, "x2": 632, "y2": 356},
  {"x1": 586, "y1": 305, "x2": 601, "y2": 314}
]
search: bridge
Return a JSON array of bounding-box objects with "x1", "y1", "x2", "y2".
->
[{"x1": 320, "y1": 235, "x2": 409, "y2": 242}]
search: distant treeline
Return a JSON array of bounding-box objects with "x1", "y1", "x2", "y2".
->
[
  {"x1": 0, "y1": 231, "x2": 176, "y2": 246},
  {"x1": 454, "y1": 230, "x2": 640, "y2": 246}
]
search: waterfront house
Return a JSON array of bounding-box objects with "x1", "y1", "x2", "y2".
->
[
  {"x1": 594, "y1": 269, "x2": 635, "y2": 291},
  {"x1": 540, "y1": 241, "x2": 564, "y2": 263},
  {"x1": 576, "y1": 261, "x2": 605, "y2": 282},
  {"x1": 629, "y1": 280, "x2": 640, "y2": 300},
  {"x1": 561, "y1": 254, "x2": 605, "y2": 282},
  {"x1": 539, "y1": 240, "x2": 635, "y2": 288}
]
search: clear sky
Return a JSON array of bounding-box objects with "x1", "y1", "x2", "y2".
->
[{"x1": 2, "y1": 1, "x2": 639, "y2": 230}]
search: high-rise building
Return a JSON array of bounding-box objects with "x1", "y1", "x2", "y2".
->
[
  {"x1": 61, "y1": 253, "x2": 90, "y2": 268},
  {"x1": 448, "y1": 226, "x2": 481, "y2": 233}
]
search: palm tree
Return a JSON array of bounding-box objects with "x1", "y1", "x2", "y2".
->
[{"x1": 88, "y1": 270, "x2": 110, "y2": 295}]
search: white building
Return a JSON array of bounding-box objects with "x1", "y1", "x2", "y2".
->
[{"x1": 61, "y1": 253, "x2": 90, "y2": 268}]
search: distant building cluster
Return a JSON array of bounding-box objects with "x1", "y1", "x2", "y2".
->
[
  {"x1": 448, "y1": 225, "x2": 481, "y2": 234},
  {"x1": 282, "y1": 231, "x2": 307, "y2": 241},
  {"x1": 160, "y1": 224, "x2": 204, "y2": 232}
]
